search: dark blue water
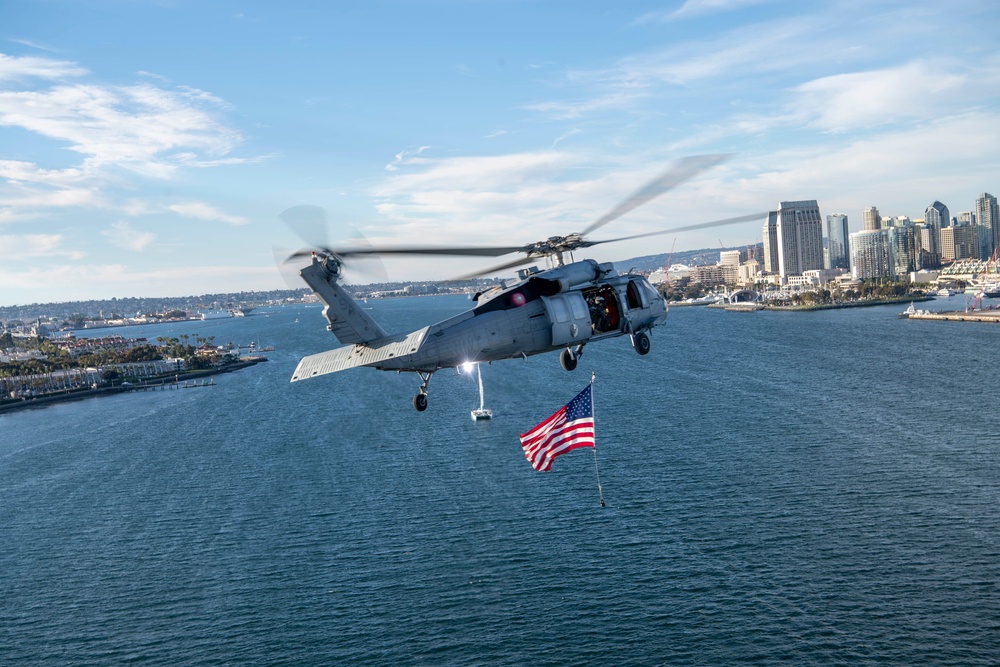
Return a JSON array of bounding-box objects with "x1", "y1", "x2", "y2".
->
[{"x1": 3, "y1": 295, "x2": 999, "y2": 665}]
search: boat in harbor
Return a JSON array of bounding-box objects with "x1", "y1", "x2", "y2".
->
[
  {"x1": 936, "y1": 288, "x2": 956, "y2": 297},
  {"x1": 898, "y1": 302, "x2": 917, "y2": 319},
  {"x1": 470, "y1": 364, "x2": 492, "y2": 421},
  {"x1": 983, "y1": 283, "x2": 1000, "y2": 298}
]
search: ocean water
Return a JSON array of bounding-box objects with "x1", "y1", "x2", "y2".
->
[{"x1": 2, "y1": 294, "x2": 999, "y2": 666}]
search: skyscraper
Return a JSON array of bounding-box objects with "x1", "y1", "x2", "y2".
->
[
  {"x1": 850, "y1": 229, "x2": 894, "y2": 280},
  {"x1": 940, "y1": 225, "x2": 978, "y2": 261},
  {"x1": 975, "y1": 192, "x2": 998, "y2": 259},
  {"x1": 827, "y1": 213, "x2": 849, "y2": 270},
  {"x1": 891, "y1": 226, "x2": 917, "y2": 276},
  {"x1": 862, "y1": 206, "x2": 881, "y2": 231},
  {"x1": 776, "y1": 200, "x2": 823, "y2": 279},
  {"x1": 761, "y1": 211, "x2": 779, "y2": 274},
  {"x1": 925, "y1": 201, "x2": 950, "y2": 228}
]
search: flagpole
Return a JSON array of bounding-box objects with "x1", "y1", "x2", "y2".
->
[{"x1": 591, "y1": 371, "x2": 605, "y2": 507}]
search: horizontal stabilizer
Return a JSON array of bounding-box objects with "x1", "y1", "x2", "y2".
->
[{"x1": 290, "y1": 328, "x2": 429, "y2": 382}]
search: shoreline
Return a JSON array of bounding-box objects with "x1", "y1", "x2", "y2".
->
[
  {"x1": 0, "y1": 357, "x2": 267, "y2": 415},
  {"x1": 690, "y1": 296, "x2": 935, "y2": 312}
]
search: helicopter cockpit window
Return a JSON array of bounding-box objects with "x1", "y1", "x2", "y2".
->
[{"x1": 626, "y1": 280, "x2": 648, "y2": 309}]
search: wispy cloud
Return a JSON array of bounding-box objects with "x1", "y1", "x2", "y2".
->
[
  {"x1": 0, "y1": 233, "x2": 84, "y2": 260},
  {"x1": 636, "y1": 0, "x2": 780, "y2": 23},
  {"x1": 100, "y1": 221, "x2": 156, "y2": 251},
  {"x1": 792, "y1": 60, "x2": 970, "y2": 132},
  {"x1": 0, "y1": 53, "x2": 86, "y2": 82},
  {"x1": 168, "y1": 202, "x2": 247, "y2": 226},
  {"x1": 385, "y1": 145, "x2": 432, "y2": 172}
]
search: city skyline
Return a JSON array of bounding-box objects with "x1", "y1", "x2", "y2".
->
[{"x1": 2, "y1": 0, "x2": 1000, "y2": 306}]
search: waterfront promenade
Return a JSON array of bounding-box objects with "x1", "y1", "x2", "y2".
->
[{"x1": 0, "y1": 357, "x2": 266, "y2": 414}]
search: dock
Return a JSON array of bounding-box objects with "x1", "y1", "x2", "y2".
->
[{"x1": 907, "y1": 310, "x2": 1000, "y2": 323}]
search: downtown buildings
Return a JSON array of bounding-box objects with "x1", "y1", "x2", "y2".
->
[
  {"x1": 730, "y1": 192, "x2": 997, "y2": 290},
  {"x1": 761, "y1": 200, "x2": 824, "y2": 282}
]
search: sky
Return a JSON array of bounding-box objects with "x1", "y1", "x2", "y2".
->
[{"x1": 2, "y1": 0, "x2": 999, "y2": 306}]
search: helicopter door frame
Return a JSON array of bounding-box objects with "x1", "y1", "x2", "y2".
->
[{"x1": 541, "y1": 292, "x2": 593, "y2": 347}]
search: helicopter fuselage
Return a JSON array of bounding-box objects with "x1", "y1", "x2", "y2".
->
[{"x1": 291, "y1": 256, "x2": 667, "y2": 409}]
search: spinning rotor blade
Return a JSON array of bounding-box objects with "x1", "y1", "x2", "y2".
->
[
  {"x1": 326, "y1": 244, "x2": 526, "y2": 259},
  {"x1": 587, "y1": 212, "x2": 771, "y2": 246},
  {"x1": 277, "y1": 205, "x2": 388, "y2": 283},
  {"x1": 280, "y1": 205, "x2": 332, "y2": 253},
  {"x1": 580, "y1": 154, "x2": 731, "y2": 237},
  {"x1": 453, "y1": 255, "x2": 539, "y2": 280}
]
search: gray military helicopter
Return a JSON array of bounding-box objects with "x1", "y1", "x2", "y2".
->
[{"x1": 285, "y1": 155, "x2": 765, "y2": 411}]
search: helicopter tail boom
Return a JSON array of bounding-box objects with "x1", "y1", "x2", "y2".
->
[{"x1": 299, "y1": 257, "x2": 389, "y2": 345}]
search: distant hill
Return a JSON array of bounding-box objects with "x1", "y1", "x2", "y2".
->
[{"x1": 614, "y1": 244, "x2": 758, "y2": 274}]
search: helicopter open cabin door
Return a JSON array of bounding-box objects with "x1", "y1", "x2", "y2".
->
[{"x1": 540, "y1": 292, "x2": 593, "y2": 347}]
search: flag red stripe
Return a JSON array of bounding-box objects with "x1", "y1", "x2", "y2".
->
[{"x1": 520, "y1": 415, "x2": 594, "y2": 472}]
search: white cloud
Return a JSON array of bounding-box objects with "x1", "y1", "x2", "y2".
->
[
  {"x1": 0, "y1": 53, "x2": 86, "y2": 82},
  {"x1": 0, "y1": 233, "x2": 84, "y2": 260},
  {"x1": 0, "y1": 262, "x2": 284, "y2": 303},
  {"x1": 100, "y1": 221, "x2": 156, "y2": 252},
  {"x1": 636, "y1": 0, "x2": 778, "y2": 22},
  {"x1": 793, "y1": 61, "x2": 968, "y2": 132},
  {"x1": 168, "y1": 202, "x2": 247, "y2": 226},
  {"x1": 385, "y1": 145, "x2": 432, "y2": 171}
]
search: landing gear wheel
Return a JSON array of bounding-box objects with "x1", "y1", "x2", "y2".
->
[
  {"x1": 632, "y1": 331, "x2": 651, "y2": 355},
  {"x1": 413, "y1": 393, "x2": 428, "y2": 412},
  {"x1": 560, "y1": 348, "x2": 578, "y2": 371}
]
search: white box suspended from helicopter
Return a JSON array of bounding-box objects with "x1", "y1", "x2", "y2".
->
[{"x1": 286, "y1": 155, "x2": 768, "y2": 411}]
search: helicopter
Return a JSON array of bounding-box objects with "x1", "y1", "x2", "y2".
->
[{"x1": 286, "y1": 155, "x2": 767, "y2": 411}]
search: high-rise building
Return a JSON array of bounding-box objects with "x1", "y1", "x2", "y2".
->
[
  {"x1": 917, "y1": 224, "x2": 941, "y2": 268},
  {"x1": 719, "y1": 249, "x2": 744, "y2": 269},
  {"x1": 761, "y1": 211, "x2": 779, "y2": 274},
  {"x1": 925, "y1": 201, "x2": 950, "y2": 228},
  {"x1": 850, "y1": 229, "x2": 894, "y2": 280},
  {"x1": 940, "y1": 225, "x2": 978, "y2": 261},
  {"x1": 891, "y1": 226, "x2": 918, "y2": 276},
  {"x1": 863, "y1": 206, "x2": 881, "y2": 231},
  {"x1": 975, "y1": 192, "x2": 998, "y2": 259},
  {"x1": 776, "y1": 200, "x2": 824, "y2": 279},
  {"x1": 826, "y1": 213, "x2": 849, "y2": 270}
]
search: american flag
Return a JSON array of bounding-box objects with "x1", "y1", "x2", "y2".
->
[{"x1": 519, "y1": 384, "x2": 595, "y2": 472}]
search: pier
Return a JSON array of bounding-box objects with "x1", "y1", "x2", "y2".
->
[{"x1": 906, "y1": 310, "x2": 1000, "y2": 323}]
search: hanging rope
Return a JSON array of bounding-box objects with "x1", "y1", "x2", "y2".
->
[{"x1": 591, "y1": 371, "x2": 605, "y2": 507}]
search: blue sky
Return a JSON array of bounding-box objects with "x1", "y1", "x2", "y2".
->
[{"x1": 2, "y1": 0, "x2": 999, "y2": 305}]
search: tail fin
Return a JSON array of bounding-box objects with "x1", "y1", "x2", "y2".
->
[{"x1": 299, "y1": 257, "x2": 388, "y2": 344}]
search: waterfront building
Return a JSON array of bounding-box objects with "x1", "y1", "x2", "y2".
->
[
  {"x1": 719, "y1": 250, "x2": 744, "y2": 270},
  {"x1": 918, "y1": 223, "x2": 941, "y2": 268},
  {"x1": 761, "y1": 211, "x2": 780, "y2": 274},
  {"x1": 776, "y1": 200, "x2": 824, "y2": 280},
  {"x1": 690, "y1": 264, "x2": 730, "y2": 287},
  {"x1": 974, "y1": 192, "x2": 998, "y2": 259},
  {"x1": 826, "y1": 213, "x2": 849, "y2": 270},
  {"x1": 737, "y1": 259, "x2": 760, "y2": 285},
  {"x1": 891, "y1": 225, "x2": 918, "y2": 276},
  {"x1": 850, "y1": 229, "x2": 894, "y2": 280},
  {"x1": 940, "y1": 225, "x2": 978, "y2": 262},
  {"x1": 863, "y1": 206, "x2": 881, "y2": 231}
]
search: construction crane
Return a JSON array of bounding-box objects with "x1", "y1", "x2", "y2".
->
[{"x1": 665, "y1": 238, "x2": 677, "y2": 285}]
